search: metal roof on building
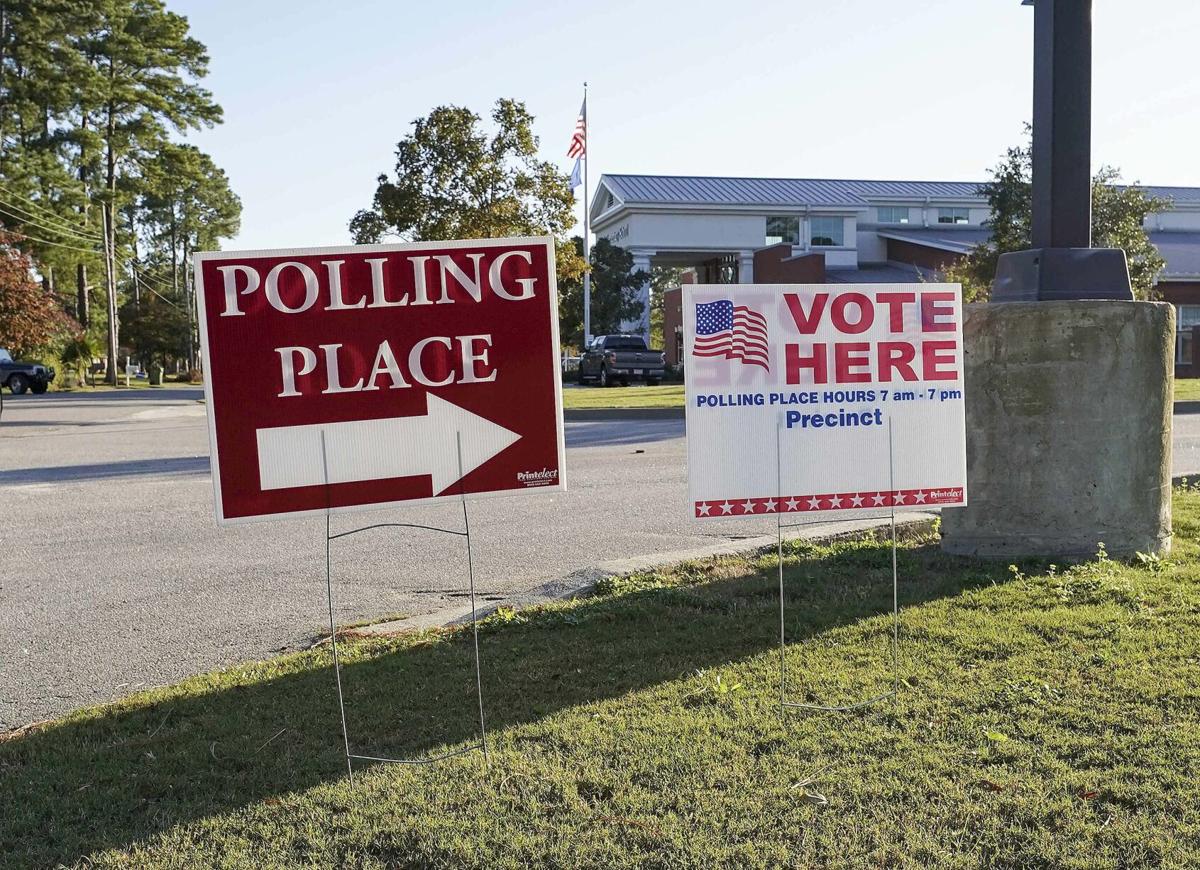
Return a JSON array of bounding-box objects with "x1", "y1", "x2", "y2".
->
[
  {"x1": 873, "y1": 228, "x2": 1200, "y2": 277},
  {"x1": 600, "y1": 174, "x2": 985, "y2": 208},
  {"x1": 599, "y1": 174, "x2": 1200, "y2": 210},
  {"x1": 826, "y1": 264, "x2": 937, "y2": 283},
  {"x1": 875, "y1": 229, "x2": 1200, "y2": 279},
  {"x1": 876, "y1": 227, "x2": 993, "y2": 254},
  {"x1": 1142, "y1": 187, "x2": 1200, "y2": 205},
  {"x1": 1151, "y1": 232, "x2": 1200, "y2": 278}
]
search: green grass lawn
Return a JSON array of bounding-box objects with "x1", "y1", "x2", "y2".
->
[
  {"x1": 562, "y1": 383, "x2": 685, "y2": 409},
  {"x1": 47, "y1": 379, "x2": 200, "y2": 393},
  {"x1": 561, "y1": 381, "x2": 1198, "y2": 410},
  {"x1": 1175, "y1": 379, "x2": 1200, "y2": 402},
  {"x1": 4, "y1": 497, "x2": 1200, "y2": 868}
]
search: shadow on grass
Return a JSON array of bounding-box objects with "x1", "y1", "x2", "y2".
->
[{"x1": 0, "y1": 534, "x2": 1011, "y2": 868}]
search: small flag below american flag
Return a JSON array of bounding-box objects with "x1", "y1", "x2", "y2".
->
[
  {"x1": 693, "y1": 300, "x2": 770, "y2": 370},
  {"x1": 567, "y1": 99, "x2": 586, "y2": 159}
]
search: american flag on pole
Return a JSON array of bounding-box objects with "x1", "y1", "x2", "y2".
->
[
  {"x1": 567, "y1": 100, "x2": 586, "y2": 159},
  {"x1": 692, "y1": 300, "x2": 770, "y2": 370}
]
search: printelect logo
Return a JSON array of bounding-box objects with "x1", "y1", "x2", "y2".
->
[{"x1": 517, "y1": 468, "x2": 559, "y2": 486}]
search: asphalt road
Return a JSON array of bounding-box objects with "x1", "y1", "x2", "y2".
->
[
  {"x1": 4, "y1": 388, "x2": 1200, "y2": 730},
  {"x1": 0, "y1": 388, "x2": 740, "y2": 729}
]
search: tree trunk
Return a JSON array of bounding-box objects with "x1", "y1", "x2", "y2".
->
[
  {"x1": 182, "y1": 230, "x2": 196, "y2": 370},
  {"x1": 74, "y1": 105, "x2": 91, "y2": 326},
  {"x1": 76, "y1": 262, "x2": 88, "y2": 325},
  {"x1": 170, "y1": 216, "x2": 178, "y2": 296}
]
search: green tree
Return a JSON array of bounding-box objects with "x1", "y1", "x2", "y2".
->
[
  {"x1": 0, "y1": 1, "x2": 104, "y2": 324},
  {"x1": 0, "y1": 0, "x2": 233, "y2": 382},
  {"x1": 135, "y1": 142, "x2": 240, "y2": 365},
  {"x1": 75, "y1": 0, "x2": 222, "y2": 381},
  {"x1": 558, "y1": 237, "x2": 647, "y2": 349},
  {"x1": 118, "y1": 291, "x2": 187, "y2": 370},
  {"x1": 59, "y1": 331, "x2": 99, "y2": 386},
  {"x1": 350, "y1": 98, "x2": 586, "y2": 290},
  {"x1": 649, "y1": 265, "x2": 682, "y2": 350},
  {"x1": 946, "y1": 130, "x2": 1169, "y2": 301}
]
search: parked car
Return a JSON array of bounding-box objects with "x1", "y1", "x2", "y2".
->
[
  {"x1": 0, "y1": 347, "x2": 55, "y2": 394},
  {"x1": 578, "y1": 334, "x2": 666, "y2": 387}
]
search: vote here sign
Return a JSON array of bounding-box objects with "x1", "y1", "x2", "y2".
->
[
  {"x1": 195, "y1": 237, "x2": 565, "y2": 525},
  {"x1": 683, "y1": 283, "x2": 966, "y2": 519}
]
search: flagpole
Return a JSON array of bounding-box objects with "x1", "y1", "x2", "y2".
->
[{"x1": 582, "y1": 82, "x2": 591, "y2": 345}]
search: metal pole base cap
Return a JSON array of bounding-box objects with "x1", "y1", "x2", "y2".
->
[{"x1": 992, "y1": 248, "x2": 1133, "y2": 302}]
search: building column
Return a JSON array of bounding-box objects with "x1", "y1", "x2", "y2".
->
[
  {"x1": 626, "y1": 250, "x2": 653, "y2": 341},
  {"x1": 738, "y1": 251, "x2": 755, "y2": 284}
]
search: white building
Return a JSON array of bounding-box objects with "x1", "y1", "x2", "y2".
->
[{"x1": 589, "y1": 173, "x2": 1200, "y2": 371}]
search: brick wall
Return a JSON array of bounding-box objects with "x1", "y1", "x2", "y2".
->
[
  {"x1": 753, "y1": 244, "x2": 826, "y2": 283},
  {"x1": 1159, "y1": 282, "x2": 1200, "y2": 377},
  {"x1": 885, "y1": 238, "x2": 961, "y2": 271}
]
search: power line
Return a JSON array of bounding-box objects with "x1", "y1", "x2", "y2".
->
[
  {"x1": 136, "y1": 277, "x2": 184, "y2": 310},
  {"x1": 0, "y1": 202, "x2": 102, "y2": 244},
  {"x1": 0, "y1": 198, "x2": 101, "y2": 240},
  {"x1": 133, "y1": 264, "x2": 193, "y2": 301},
  {"x1": 129, "y1": 265, "x2": 184, "y2": 309},
  {"x1": 0, "y1": 183, "x2": 99, "y2": 237},
  {"x1": 1, "y1": 227, "x2": 101, "y2": 256},
  {"x1": 0, "y1": 194, "x2": 101, "y2": 238},
  {"x1": 131, "y1": 265, "x2": 180, "y2": 295}
]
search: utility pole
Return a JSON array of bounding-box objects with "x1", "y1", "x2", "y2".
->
[
  {"x1": 77, "y1": 125, "x2": 90, "y2": 326},
  {"x1": 992, "y1": 0, "x2": 1132, "y2": 301},
  {"x1": 102, "y1": 202, "x2": 118, "y2": 385}
]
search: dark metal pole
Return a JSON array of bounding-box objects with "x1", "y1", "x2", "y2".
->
[
  {"x1": 993, "y1": 0, "x2": 1131, "y2": 302},
  {"x1": 1031, "y1": 0, "x2": 1092, "y2": 249}
]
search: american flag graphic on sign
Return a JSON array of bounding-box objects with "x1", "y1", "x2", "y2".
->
[{"x1": 692, "y1": 300, "x2": 770, "y2": 370}]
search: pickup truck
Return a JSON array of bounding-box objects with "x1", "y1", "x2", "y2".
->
[
  {"x1": 578, "y1": 334, "x2": 666, "y2": 387},
  {"x1": 0, "y1": 347, "x2": 55, "y2": 394}
]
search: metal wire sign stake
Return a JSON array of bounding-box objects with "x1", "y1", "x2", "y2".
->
[
  {"x1": 193, "y1": 238, "x2": 567, "y2": 785},
  {"x1": 775, "y1": 417, "x2": 902, "y2": 714},
  {"x1": 679, "y1": 283, "x2": 966, "y2": 719},
  {"x1": 321, "y1": 430, "x2": 489, "y2": 784}
]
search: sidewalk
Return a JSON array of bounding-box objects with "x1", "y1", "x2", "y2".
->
[{"x1": 356, "y1": 510, "x2": 934, "y2": 636}]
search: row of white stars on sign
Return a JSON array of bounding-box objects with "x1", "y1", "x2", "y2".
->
[{"x1": 694, "y1": 490, "x2": 935, "y2": 516}]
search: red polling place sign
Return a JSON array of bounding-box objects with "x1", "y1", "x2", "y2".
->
[{"x1": 195, "y1": 236, "x2": 565, "y2": 525}]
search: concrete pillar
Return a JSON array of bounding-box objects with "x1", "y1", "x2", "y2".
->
[
  {"x1": 941, "y1": 301, "x2": 1174, "y2": 559},
  {"x1": 738, "y1": 251, "x2": 755, "y2": 284},
  {"x1": 627, "y1": 250, "x2": 652, "y2": 341}
]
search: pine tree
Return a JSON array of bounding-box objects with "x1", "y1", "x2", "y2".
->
[{"x1": 80, "y1": 0, "x2": 222, "y2": 381}]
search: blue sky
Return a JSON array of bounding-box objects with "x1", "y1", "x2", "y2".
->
[{"x1": 172, "y1": 0, "x2": 1200, "y2": 252}]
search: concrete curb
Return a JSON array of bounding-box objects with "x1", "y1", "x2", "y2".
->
[{"x1": 354, "y1": 511, "x2": 935, "y2": 636}]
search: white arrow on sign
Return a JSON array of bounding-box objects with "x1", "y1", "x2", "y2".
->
[{"x1": 255, "y1": 394, "x2": 521, "y2": 495}]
